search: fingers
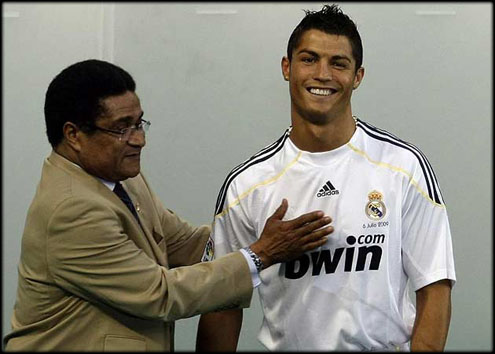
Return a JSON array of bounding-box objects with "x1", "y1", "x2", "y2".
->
[
  {"x1": 269, "y1": 199, "x2": 288, "y2": 221},
  {"x1": 299, "y1": 225, "x2": 334, "y2": 251},
  {"x1": 300, "y1": 234, "x2": 331, "y2": 252},
  {"x1": 306, "y1": 225, "x2": 334, "y2": 241},
  {"x1": 294, "y1": 216, "x2": 332, "y2": 237},
  {"x1": 285, "y1": 210, "x2": 329, "y2": 231}
]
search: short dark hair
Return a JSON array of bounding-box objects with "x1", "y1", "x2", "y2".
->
[
  {"x1": 44, "y1": 59, "x2": 136, "y2": 148},
  {"x1": 287, "y1": 4, "x2": 363, "y2": 72}
]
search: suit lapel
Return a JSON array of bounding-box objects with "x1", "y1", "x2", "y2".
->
[
  {"x1": 46, "y1": 150, "x2": 165, "y2": 264},
  {"x1": 122, "y1": 180, "x2": 169, "y2": 267}
]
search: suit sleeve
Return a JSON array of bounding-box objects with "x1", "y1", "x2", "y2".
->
[
  {"x1": 156, "y1": 201, "x2": 211, "y2": 268},
  {"x1": 46, "y1": 196, "x2": 253, "y2": 321},
  {"x1": 135, "y1": 173, "x2": 211, "y2": 267}
]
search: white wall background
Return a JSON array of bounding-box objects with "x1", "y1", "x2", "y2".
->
[{"x1": 2, "y1": 2, "x2": 492, "y2": 351}]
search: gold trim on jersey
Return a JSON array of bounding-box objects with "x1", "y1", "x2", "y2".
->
[
  {"x1": 215, "y1": 151, "x2": 302, "y2": 220},
  {"x1": 347, "y1": 142, "x2": 444, "y2": 208}
]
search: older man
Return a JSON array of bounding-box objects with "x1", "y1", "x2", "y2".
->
[{"x1": 4, "y1": 59, "x2": 333, "y2": 351}]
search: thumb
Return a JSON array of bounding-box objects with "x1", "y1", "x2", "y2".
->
[{"x1": 270, "y1": 198, "x2": 288, "y2": 220}]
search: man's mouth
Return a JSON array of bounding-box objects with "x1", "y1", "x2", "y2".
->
[
  {"x1": 307, "y1": 87, "x2": 337, "y2": 96},
  {"x1": 125, "y1": 152, "x2": 141, "y2": 158}
]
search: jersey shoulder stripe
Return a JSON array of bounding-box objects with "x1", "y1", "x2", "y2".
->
[
  {"x1": 214, "y1": 129, "x2": 291, "y2": 215},
  {"x1": 356, "y1": 118, "x2": 444, "y2": 205}
]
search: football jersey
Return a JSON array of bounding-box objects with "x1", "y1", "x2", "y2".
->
[{"x1": 204, "y1": 117, "x2": 456, "y2": 351}]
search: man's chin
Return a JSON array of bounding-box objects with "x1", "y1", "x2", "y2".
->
[
  {"x1": 118, "y1": 168, "x2": 140, "y2": 181},
  {"x1": 302, "y1": 112, "x2": 333, "y2": 126}
]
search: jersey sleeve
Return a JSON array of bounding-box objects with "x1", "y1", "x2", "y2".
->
[
  {"x1": 202, "y1": 179, "x2": 257, "y2": 261},
  {"x1": 401, "y1": 158, "x2": 456, "y2": 291}
]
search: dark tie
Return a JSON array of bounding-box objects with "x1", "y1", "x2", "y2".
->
[{"x1": 113, "y1": 182, "x2": 141, "y2": 226}]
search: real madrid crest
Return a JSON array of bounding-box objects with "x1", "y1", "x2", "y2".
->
[{"x1": 365, "y1": 190, "x2": 386, "y2": 220}]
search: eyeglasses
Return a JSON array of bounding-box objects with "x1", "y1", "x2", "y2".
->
[{"x1": 91, "y1": 119, "x2": 151, "y2": 142}]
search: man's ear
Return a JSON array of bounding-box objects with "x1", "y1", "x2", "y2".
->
[
  {"x1": 353, "y1": 66, "x2": 365, "y2": 90},
  {"x1": 281, "y1": 56, "x2": 290, "y2": 81},
  {"x1": 62, "y1": 122, "x2": 83, "y2": 152}
]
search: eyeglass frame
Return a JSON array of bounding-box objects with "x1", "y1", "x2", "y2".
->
[{"x1": 87, "y1": 119, "x2": 151, "y2": 141}]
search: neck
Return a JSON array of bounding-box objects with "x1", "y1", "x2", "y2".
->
[
  {"x1": 54, "y1": 142, "x2": 82, "y2": 167},
  {"x1": 289, "y1": 114, "x2": 356, "y2": 153}
]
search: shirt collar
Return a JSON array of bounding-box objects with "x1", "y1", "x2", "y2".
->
[{"x1": 97, "y1": 178, "x2": 116, "y2": 191}]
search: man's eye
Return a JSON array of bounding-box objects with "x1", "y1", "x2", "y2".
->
[
  {"x1": 302, "y1": 57, "x2": 315, "y2": 63},
  {"x1": 112, "y1": 126, "x2": 129, "y2": 132}
]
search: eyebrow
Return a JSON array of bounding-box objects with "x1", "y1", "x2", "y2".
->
[
  {"x1": 297, "y1": 50, "x2": 352, "y2": 62},
  {"x1": 113, "y1": 111, "x2": 145, "y2": 125},
  {"x1": 331, "y1": 55, "x2": 352, "y2": 62}
]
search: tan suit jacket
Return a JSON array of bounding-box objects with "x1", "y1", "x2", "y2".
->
[{"x1": 4, "y1": 151, "x2": 252, "y2": 351}]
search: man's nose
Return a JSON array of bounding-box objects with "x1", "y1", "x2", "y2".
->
[
  {"x1": 315, "y1": 61, "x2": 332, "y2": 81},
  {"x1": 127, "y1": 129, "x2": 146, "y2": 147}
]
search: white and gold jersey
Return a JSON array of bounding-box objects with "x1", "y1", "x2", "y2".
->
[{"x1": 204, "y1": 117, "x2": 456, "y2": 351}]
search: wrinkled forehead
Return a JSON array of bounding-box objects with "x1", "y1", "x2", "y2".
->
[{"x1": 97, "y1": 91, "x2": 143, "y2": 123}]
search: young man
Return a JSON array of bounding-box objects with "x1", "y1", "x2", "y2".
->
[
  {"x1": 3, "y1": 59, "x2": 333, "y2": 351},
  {"x1": 197, "y1": 4, "x2": 456, "y2": 351}
]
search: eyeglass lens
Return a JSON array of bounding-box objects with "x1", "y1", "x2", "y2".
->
[{"x1": 120, "y1": 121, "x2": 150, "y2": 141}]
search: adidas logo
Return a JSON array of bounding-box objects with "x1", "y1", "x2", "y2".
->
[{"x1": 317, "y1": 180, "x2": 340, "y2": 197}]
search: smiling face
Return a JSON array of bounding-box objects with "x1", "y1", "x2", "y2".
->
[
  {"x1": 76, "y1": 91, "x2": 146, "y2": 182},
  {"x1": 282, "y1": 29, "x2": 364, "y2": 126}
]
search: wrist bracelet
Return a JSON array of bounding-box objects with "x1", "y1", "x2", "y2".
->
[{"x1": 243, "y1": 247, "x2": 265, "y2": 273}]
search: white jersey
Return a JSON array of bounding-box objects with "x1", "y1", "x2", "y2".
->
[{"x1": 204, "y1": 118, "x2": 456, "y2": 351}]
